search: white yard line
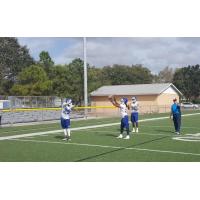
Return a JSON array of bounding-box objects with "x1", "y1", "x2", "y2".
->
[
  {"x1": 1, "y1": 117, "x2": 99, "y2": 127},
  {"x1": 0, "y1": 123, "x2": 120, "y2": 141},
  {"x1": 0, "y1": 121, "x2": 109, "y2": 135},
  {"x1": 139, "y1": 112, "x2": 200, "y2": 122},
  {"x1": 0, "y1": 112, "x2": 200, "y2": 141},
  {"x1": 10, "y1": 138, "x2": 200, "y2": 157},
  {"x1": 38, "y1": 135, "x2": 50, "y2": 137},
  {"x1": 172, "y1": 133, "x2": 200, "y2": 142},
  {"x1": 0, "y1": 130, "x2": 62, "y2": 141},
  {"x1": 140, "y1": 125, "x2": 200, "y2": 129},
  {"x1": 85, "y1": 130, "x2": 168, "y2": 136},
  {"x1": 0, "y1": 127, "x2": 56, "y2": 135}
]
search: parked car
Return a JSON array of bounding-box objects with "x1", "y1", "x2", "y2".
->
[{"x1": 181, "y1": 102, "x2": 199, "y2": 109}]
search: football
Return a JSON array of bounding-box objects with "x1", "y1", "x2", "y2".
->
[{"x1": 108, "y1": 95, "x2": 114, "y2": 101}]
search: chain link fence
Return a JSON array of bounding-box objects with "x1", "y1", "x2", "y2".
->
[
  {"x1": 1, "y1": 105, "x2": 198, "y2": 126},
  {"x1": 8, "y1": 96, "x2": 62, "y2": 108},
  {"x1": 0, "y1": 96, "x2": 199, "y2": 126}
]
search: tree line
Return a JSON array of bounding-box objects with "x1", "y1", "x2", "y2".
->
[{"x1": 0, "y1": 37, "x2": 200, "y2": 104}]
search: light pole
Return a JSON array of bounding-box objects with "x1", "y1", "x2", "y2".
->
[{"x1": 83, "y1": 37, "x2": 88, "y2": 118}]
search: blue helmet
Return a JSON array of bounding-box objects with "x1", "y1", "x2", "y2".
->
[
  {"x1": 121, "y1": 97, "x2": 128, "y2": 104},
  {"x1": 65, "y1": 98, "x2": 72, "y2": 104}
]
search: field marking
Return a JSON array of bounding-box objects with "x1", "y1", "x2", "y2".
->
[
  {"x1": 10, "y1": 138, "x2": 200, "y2": 157},
  {"x1": 187, "y1": 133, "x2": 200, "y2": 136},
  {"x1": 0, "y1": 123, "x2": 120, "y2": 141},
  {"x1": 0, "y1": 120, "x2": 109, "y2": 135},
  {"x1": 172, "y1": 133, "x2": 200, "y2": 142},
  {"x1": 38, "y1": 135, "x2": 50, "y2": 137},
  {"x1": 173, "y1": 137, "x2": 200, "y2": 142},
  {"x1": 140, "y1": 125, "x2": 200, "y2": 129},
  {"x1": 0, "y1": 112, "x2": 200, "y2": 141},
  {"x1": 85, "y1": 130, "x2": 169, "y2": 136},
  {"x1": 0, "y1": 126, "x2": 57, "y2": 135}
]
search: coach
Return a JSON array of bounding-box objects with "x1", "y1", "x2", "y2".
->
[{"x1": 170, "y1": 97, "x2": 181, "y2": 134}]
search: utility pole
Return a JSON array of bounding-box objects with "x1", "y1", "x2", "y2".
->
[{"x1": 83, "y1": 37, "x2": 88, "y2": 118}]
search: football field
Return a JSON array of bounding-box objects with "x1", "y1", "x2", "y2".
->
[{"x1": 1, "y1": 110, "x2": 200, "y2": 161}]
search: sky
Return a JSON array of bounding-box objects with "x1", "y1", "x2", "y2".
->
[{"x1": 18, "y1": 37, "x2": 200, "y2": 74}]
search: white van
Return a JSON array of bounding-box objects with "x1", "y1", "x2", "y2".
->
[{"x1": 181, "y1": 102, "x2": 199, "y2": 109}]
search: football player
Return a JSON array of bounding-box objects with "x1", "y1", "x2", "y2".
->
[
  {"x1": 61, "y1": 98, "x2": 74, "y2": 141},
  {"x1": 108, "y1": 95, "x2": 130, "y2": 139},
  {"x1": 130, "y1": 96, "x2": 139, "y2": 133}
]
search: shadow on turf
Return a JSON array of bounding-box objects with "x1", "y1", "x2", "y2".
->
[
  {"x1": 55, "y1": 135, "x2": 64, "y2": 139},
  {"x1": 75, "y1": 135, "x2": 169, "y2": 162},
  {"x1": 105, "y1": 129, "x2": 122, "y2": 137},
  {"x1": 155, "y1": 129, "x2": 174, "y2": 133},
  {"x1": 100, "y1": 133, "x2": 117, "y2": 137}
]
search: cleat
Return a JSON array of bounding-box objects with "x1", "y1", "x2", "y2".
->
[
  {"x1": 117, "y1": 134, "x2": 123, "y2": 139},
  {"x1": 132, "y1": 129, "x2": 135, "y2": 133},
  {"x1": 63, "y1": 137, "x2": 71, "y2": 141},
  {"x1": 124, "y1": 135, "x2": 130, "y2": 139},
  {"x1": 175, "y1": 132, "x2": 180, "y2": 135},
  {"x1": 136, "y1": 128, "x2": 139, "y2": 133}
]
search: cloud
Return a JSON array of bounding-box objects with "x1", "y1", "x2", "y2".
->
[
  {"x1": 85, "y1": 37, "x2": 200, "y2": 73},
  {"x1": 53, "y1": 40, "x2": 83, "y2": 64},
  {"x1": 18, "y1": 37, "x2": 200, "y2": 73},
  {"x1": 18, "y1": 37, "x2": 55, "y2": 55}
]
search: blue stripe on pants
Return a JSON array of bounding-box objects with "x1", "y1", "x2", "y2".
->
[
  {"x1": 121, "y1": 115, "x2": 129, "y2": 129},
  {"x1": 173, "y1": 113, "x2": 181, "y2": 132}
]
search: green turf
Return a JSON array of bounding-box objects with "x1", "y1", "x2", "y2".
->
[{"x1": 0, "y1": 110, "x2": 200, "y2": 161}]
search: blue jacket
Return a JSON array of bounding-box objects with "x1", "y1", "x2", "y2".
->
[{"x1": 171, "y1": 103, "x2": 181, "y2": 115}]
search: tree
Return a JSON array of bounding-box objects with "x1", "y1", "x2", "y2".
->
[
  {"x1": 49, "y1": 65, "x2": 71, "y2": 98},
  {"x1": 129, "y1": 65, "x2": 153, "y2": 84},
  {"x1": 49, "y1": 58, "x2": 86, "y2": 105},
  {"x1": 88, "y1": 67, "x2": 104, "y2": 93},
  {"x1": 102, "y1": 65, "x2": 130, "y2": 85},
  {"x1": 101, "y1": 64, "x2": 153, "y2": 85},
  {"x1": 67, "y1": 58, "x2": 84, "y2": 105},
  {"x1": 39, "y1": 51, "x2": 54, "y2": 74},
  {"x1": 10, "y1": 65, "x2": 52, "y2": 96},
  {"x1": 152, "y1": 74, "x2": 160, "y2": 83},
  {"x1": 190, "y1": 65, "x2": 200, "y2": 99},
  {"x1": 157, "y1": 66, "x2": 174, "y2": 83},
  {"x1": 173, "y1": 65, "x2": 200, "y2": 101},
  {"x1": 173, "y1": 67, "x2": 189, "y2": 100},
  {"x1": 0, "y1": 37, "x2": 34, "y2": 94}
]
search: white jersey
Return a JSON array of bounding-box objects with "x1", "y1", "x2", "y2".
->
[
  {"x1": 61, "y1": 103, "x2": 73, "y2": 119},
  {"x1": 131, "y1": 102, "x2": 139, "y2": 113},
  {"x1": 119, "y1": 103, "x2": 128, "y2": 118}
]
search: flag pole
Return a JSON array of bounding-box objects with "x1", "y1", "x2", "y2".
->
[{"x1": 83, "y1": 37, "x2": 88, "y2": 118}]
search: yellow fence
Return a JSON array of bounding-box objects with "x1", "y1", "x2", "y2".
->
[{"x1": 2, "y1": 106, "x2": 116, "y2": 112}]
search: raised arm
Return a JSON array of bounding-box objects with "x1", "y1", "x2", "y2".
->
[{"x1": 108, "y1": 95, "x2": 120, "y2": 108}]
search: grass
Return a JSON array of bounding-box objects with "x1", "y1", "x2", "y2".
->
[{"x1": 0, "y1": 110, "x2": 200, "y2": 161}]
